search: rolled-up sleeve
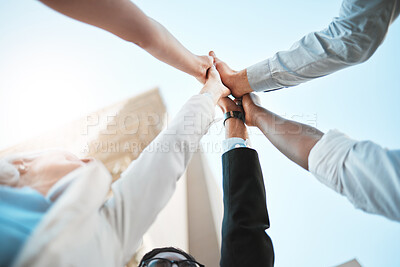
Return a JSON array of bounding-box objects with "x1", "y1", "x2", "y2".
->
[
  {"x1": 309, "y1": 130, "x2": 400, "y2": 222},
  {"x1": 247, "y1": 0, "x2": 400, "y2": 92}
]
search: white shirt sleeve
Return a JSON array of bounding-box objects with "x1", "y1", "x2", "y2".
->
[
  {"x1": 100, "y1": 94, "x2": 215, "y2": 263},
  {"x1": 247, "y1": 0, "x2": 400, "y2": 92},
  {"x1": 309, "y1": 129, "x2": 400, "y2": 222},
  {"x1": 222, "y1": 137, "x2": 251, "y2": 153}
]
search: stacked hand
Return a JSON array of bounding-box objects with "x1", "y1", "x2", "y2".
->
[
  {"x1": 201, "y1": 51, "x2": 262, "y2": 128},
  {"x1": 195, "y1": 55, "x2": 214, "y2": 84},
  {"x1": 209, "y1": 51, "x2": 253, "y2": 98},
  {"x1": 240, "y1": 93, "x2": 263, "y2": 127},
  {"x1": 218, "y1": 96, "x2": 243, "y2": 114},
  {"x1": 200, "y1": 65, "x2": 231, "y2": 105},
  {"x1": 217, "y1": 93, "x2": 263, "y2": 127}
]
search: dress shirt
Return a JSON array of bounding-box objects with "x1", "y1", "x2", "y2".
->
[
  {"x1": 247, "y1": 0, "x2": 400, "y2": 92},
  {"x1": 222, "y1": 137, "x2": 250, "y2": 153},
  {"x1": 309, "y1": 130, "x2": 400, "y2": 222}
]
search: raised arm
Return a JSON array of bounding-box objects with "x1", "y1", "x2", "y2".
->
[
  {"x1": 212, "y1": 0, "x2": 400, "y2": 96},
  {"x1": 39, "y1": 0, "x2": 213, "y2": 83},
  {"x1": 100, "y1": 67, "x2": 229, "y2": 263},
  {"x1": 242, "y1": 93, "x2": 400, "y2": 222},
  {"x1": 218, "y1": 97, "x2": 274, "y2": 267},
  {"x1": 242, "y1": 93, "x2": 323, "y2": 170}
]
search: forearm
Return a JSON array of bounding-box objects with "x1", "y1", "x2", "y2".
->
[
  {"x1": 225, "y1": 117, "x2": 248, "y2": 140},
  {"x1": 40, "y1": 0, "x2": 149, "y2": 42},
  {"x1": 255, "y1": 107, "x2": 323, "y2": 170},
  {"x1": 39, "y1": 0, "x2": 203, "y2": 77},
  {"x1": 143, "y1": 18, "x2": 204, "y2": 78}
]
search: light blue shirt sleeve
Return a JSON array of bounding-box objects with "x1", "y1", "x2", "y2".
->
[
  {"x1": 0, "y1": 186, "x2": 50, "y2": 267},
  {"x1": 309, "y1": 130, "x2": 400, "y2": 222},
  {"x1": 247, "y1": 0, "x2": 400, "y2": 92},
  {"x1": 222, "y1": 137, "x2": 250, "y2": 153}
]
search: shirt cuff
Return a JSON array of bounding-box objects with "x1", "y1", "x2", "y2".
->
[
  {"x1": 222, "y1": 137, "x2": 251, "y2": 153},
  {"x1": 308, "y1": 129, "x2": 358, "y2": 193},
  {"x1": 201, "y1": 92, "x2": 213, "y2": 101},
  {"x1": 247, "y1": 59, "x2": 282, "y2": 92}
]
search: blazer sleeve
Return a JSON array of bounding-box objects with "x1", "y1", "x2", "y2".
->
[
  {"x1": 220, "y1": 147, "x2": 274, "y2": 267},
  {"x1": 100, "y1": 94, "x2": 215, "y2": 264}
]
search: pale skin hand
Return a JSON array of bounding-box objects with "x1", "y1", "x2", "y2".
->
[
  {"x1": 210, "y1": 51, "x2": 253, "y2": 97},
  {"x1": 200, "y1": 66, "x2": 231, "y2": 105},
  {"x1": 39, "y1": 0, "x2": 213, "y2": 83},
  {"x1": 10, "y1": 151, "x2": 92, "y2": 196},
  {"x1": 241, "y1": 93, "x2": 323, "y2": 170}
]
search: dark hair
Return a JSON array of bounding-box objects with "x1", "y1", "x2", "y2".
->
[{"x1": 138, "y1": 247, "x2": 196, "y2": 266}]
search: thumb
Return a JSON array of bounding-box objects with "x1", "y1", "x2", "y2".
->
[
  {"x1": 208, "y1": 65, "x2": 219, "y2": 78},
  {"x1": 215, "y1": 60, "x2": 231, "y2": 77},
  {"x1": 233, "y1": 98, "x2": 243, "y2": 107},
  {"x1": 206, "y1": 55, "x2": 214, "y2": 67},
  {"x1": 209, "y1": 51, "x2": 221, "y2": 64},
  {"x1": 209, "y1": 51, "x2": 233, "y2": 77}
]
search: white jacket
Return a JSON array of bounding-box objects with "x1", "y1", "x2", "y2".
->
[{"x1": 12, "y1": 94, "x2": 215, "y2": 267}]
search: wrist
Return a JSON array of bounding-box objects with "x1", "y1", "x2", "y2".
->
[
  {"x1": 243, "y1": 104, "x2": 264, "y2": 127},
  {"x1": 223, "y1": 110, "x2": 245, "y2": 126},
  {"x1": 196, "y1": 61, "x2": 207, "y2": 78},
  {"x1": 194, "y1": 55, "x2": 211, "y2": 80},
  {"x1": 201, "y1": 87, "x2": 222, "y2": 105},
  {"x1": 221, "y1": 105, "x2": 242, "y2": 114},
  {"x1": 225, "y1": 118, "x2": 248, "y2": 139},
  {"x1": 230, "y1": 69, "x2": 253, "y2": 97}
]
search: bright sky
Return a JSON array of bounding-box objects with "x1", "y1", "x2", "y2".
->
[{"x1": 1, "y1": 1, "x2": 400, "y2": 266}]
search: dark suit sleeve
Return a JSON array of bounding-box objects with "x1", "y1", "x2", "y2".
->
[{"x1": 220, "y1": 147, "x2": 274, "y2": 267}]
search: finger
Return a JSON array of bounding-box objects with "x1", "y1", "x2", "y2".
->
[
  {"x1": 233, "y1": 98, "x2": 243, "y2": 106},
  {"x1": 215, "y1": 61, "x2": 232, "y2": 76},
  {"x1": 209, "y1": 51, "x2": 221, "y2": 64},
  {"x1": 209, "y1": 64, "x2": 217, "y2": 75},
  {"x1": 207, "y1": 65, "x2": 219, "y2": 79},
  {"x1": 206, "y1": 55, "x2": 214, "y2": 66},
  {"x1": 209, "y1": 51, "x2": 216, "y2": 64}
]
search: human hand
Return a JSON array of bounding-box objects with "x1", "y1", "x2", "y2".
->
[
  {"x1": 218, "y1": 97, "x2": 243, "y2": 114},
  {"x1": 241, "y1": 93, "x2": 263, "y2": 127},
  {"x1": 200, "y1": 65, "x2": 231, "y2": 105},
  {"x1": 209, "y1": 51, "x2": 253, "y2": 97},
  {"x1": 195, "y1": 55, "x2": 214, "y2": 84}
]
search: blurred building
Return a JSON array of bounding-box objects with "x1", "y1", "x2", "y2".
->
[
  {"x1": 0, "y1": 88, "x2": 223, "y2": 267},
  {"x1": 335, "y1": 259, "x2": 362, "y2": 267}
]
